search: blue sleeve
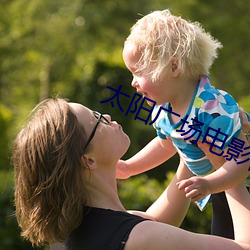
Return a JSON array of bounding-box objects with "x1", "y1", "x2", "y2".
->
[
  {"x1": 156, "y1": 130, "x2": 168, "y2": 139},
  {"x1": 152, "y1": 105, "x2": 170, "y2": 140},
  {"x1": 197, "y1": 91, "x2": 241, "y2": 150}
]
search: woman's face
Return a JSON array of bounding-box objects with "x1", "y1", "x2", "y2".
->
[{"x1": 68, "y1": 103, "x2": 130, "y2": 160}]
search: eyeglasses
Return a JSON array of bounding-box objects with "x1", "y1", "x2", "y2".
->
[{"x1": 84, "y1": 111, "x2": 110, "y2": 151}]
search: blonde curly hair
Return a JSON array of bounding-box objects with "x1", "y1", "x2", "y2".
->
[
  {"x1": 125, "y1": 9, "x2": 222, "y2": 81},
  {"x1": 13, "y1": 98, "x2": 88, "y2": 246}
]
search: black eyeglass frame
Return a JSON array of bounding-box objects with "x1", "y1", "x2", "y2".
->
[{"x1": 83, "y1": 111, "x2": 110, "y2": 151}]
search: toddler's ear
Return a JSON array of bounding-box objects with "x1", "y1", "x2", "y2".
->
[
  {"x1": 170, "y1": 57, "x2": 180, "y2": 76},
  {"x1": 171, "y1": 62, "x2": 178, "y2": 72}
]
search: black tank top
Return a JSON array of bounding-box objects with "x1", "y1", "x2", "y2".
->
[{"x1": 66, "y1": 206, "x2": 148, "y2": 250}]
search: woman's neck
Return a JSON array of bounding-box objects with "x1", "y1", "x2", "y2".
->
[{"x1": 84, "y1": 165, "x2": 126, "y2": 212}]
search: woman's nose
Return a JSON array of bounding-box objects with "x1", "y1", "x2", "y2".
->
[{"x1": 103, "y1": 114, "x2": 111, "y2": 122}]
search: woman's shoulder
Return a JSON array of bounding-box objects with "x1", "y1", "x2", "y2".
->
[{"x1": 66, "y1": 206, "x2": 148, "y2": 250}]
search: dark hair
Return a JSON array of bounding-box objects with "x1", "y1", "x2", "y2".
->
[{"x1": 13, "y1": 98, "x2": 88, "y2": 246}]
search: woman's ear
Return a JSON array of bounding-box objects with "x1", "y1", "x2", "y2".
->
[
  {"x1": 82, "y1": 155, "x2": 97, "y2": 169},
  {"x1": 171, "y1": 57, "x2": 180, "y2": 77}
]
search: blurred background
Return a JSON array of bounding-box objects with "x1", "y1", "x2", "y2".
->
[{"x1": 0, "y1": 0, "x2": 249, "y2": 249}]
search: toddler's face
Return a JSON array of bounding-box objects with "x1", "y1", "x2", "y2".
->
[{"x1": 122, "y1": 43, "x2": 173, "y2": 106}]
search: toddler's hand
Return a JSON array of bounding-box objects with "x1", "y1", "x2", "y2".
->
[
  {"x1": 177, "y1": 176, "x2": 210, "y2": 202},
  {"x1": 116, "y1": 160, "x2": 131, "y2": 179}
]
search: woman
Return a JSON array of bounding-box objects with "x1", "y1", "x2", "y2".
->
[{"x1": 13, "y1": 98, "x2": 250, "y2": 249}]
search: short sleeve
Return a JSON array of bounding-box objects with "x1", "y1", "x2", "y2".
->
[
  {"x1": 152, "y1": 104, "x2": 171, "y2": 140},
  {"x1": 197, "y1": 90, "x2": 241, "y2": 149},
  {"x1": 153, "y1": 124, "x2": 168, "y2": 139}
]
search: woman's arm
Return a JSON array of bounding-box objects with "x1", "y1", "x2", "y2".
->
[
  {"x1": 116, "y1": 136, "x2": 177, "y2": 179},
  {"x1": 125, "y1": 184, "x2": 250, "y2": 250}
]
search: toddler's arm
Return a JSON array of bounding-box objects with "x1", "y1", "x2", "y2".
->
[
  {"x1": 178, "y1": 131, "x2": 249, "y2": 201},
  {"x1": 116, "y1": 137, "x2": 177, "y2": 179}
]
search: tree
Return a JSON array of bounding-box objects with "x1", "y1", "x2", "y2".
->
[{"x1": 0, "y1": 1, "x2": 249, "y2": 248}]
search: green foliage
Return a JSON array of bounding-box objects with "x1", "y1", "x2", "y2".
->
[
  {"x1": 1, "y1": 0, "x2": 249, "y2": 158},
  {"x1": 0, "y1": 171, "x2": 44, "y2": 250},
  {"x1": 184, "y1": 1, "x2": 250, "y2": 100},
  {"x1": 0, "y1": 104, "x2": 13, "y2": 170},
  {"x1": 118, "y1": 172, "x2": 212, "y2": 234},
  {"x1": 183, "y1": 202, "x2": 212, "y2": 234},
  {"x1": 0, "y1": 0, "x2": 248, "y2": 248},
  {"x1": 119, "y1": 174, "x2": 164, "y2": 210},
  {"x1": 239, "y1": 95, "x2": 250, "y2": 113}
]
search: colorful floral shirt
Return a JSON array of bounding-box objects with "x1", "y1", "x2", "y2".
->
[{"x1": 152, "y1": 75, "x2": 245, "y2": 176}]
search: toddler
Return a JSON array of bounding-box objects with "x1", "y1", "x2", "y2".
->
[{"x1": 118, "y1": 9, "x2": 250, "y2": 239}]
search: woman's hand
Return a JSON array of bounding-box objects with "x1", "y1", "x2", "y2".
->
[{"x1": 239, "y1": 107, "x2": 250, "y2": 141}]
